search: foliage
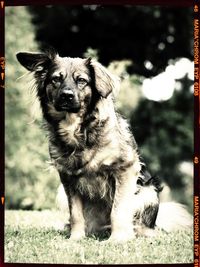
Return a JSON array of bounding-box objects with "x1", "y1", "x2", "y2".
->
[
  {"x1": 131, "y1": 76, "x2": 193, "y2": 208},
  {"x1": 5, "y1": 6, "x2": 59, "y2": 210},
  {"x1": 5, "y1": 210, "x2": 193, "y2": 264}
]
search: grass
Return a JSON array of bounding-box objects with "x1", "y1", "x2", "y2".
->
[{"x1": 5, "y1": 210, "x2": 193, "y2": 264}]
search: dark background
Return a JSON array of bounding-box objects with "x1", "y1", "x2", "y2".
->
[{"x1": 30, "y1": 5, "x2": 193, "y2": 77}]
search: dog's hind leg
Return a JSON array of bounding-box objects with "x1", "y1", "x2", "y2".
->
[{"x1": 131, "y1": 178, "x2": 160, "y2": 236}]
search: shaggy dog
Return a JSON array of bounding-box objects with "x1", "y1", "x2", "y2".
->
[{"x1": 16, "y1": 49, "x2": 192, "y2": 241}]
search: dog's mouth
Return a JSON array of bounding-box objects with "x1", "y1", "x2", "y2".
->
[
  {"x1": 54, "y1": 99, "x2": 81, "y2": 113},
  {"x1": 56, "y1": 104, "x2": 80, "y2": 113}
]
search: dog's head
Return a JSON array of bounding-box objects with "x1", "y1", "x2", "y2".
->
[{"x1": 16, "y1": 50, "x2": 120, "y2": 115}]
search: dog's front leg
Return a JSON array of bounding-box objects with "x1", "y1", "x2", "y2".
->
[
  {"x1": 68, "y1": 193, "x2": 85, "y2": 240},
  {"x1": 109, "y1": 167, "x2": 139, "y2": 242},
  {"x1": 60, "y1": 175, "x2": 85, "y2": 240}
]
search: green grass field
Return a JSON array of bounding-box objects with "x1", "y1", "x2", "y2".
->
[{"x1": 5, "y1": 210, "x2": 193, "y2": 264}]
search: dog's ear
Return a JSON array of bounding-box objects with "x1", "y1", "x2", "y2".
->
[
  {"x1": 16, "y1": 52, "x2": 54, "y2": 72},
  {"x1": 89, "y1": 59, "x2": 120, "y2": 98}
]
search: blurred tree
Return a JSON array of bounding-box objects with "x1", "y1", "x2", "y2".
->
[
  {"x1": 131, "y1": 75, "x2": 193, "y2": 207},
  {"x1": 5, "y1": 6, "x2": 59, "y2": 210},
  {"x1": 29, "y1": 5, "x2": 193, "y2": 77}
]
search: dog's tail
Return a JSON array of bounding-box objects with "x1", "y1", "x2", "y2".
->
[{"x1": 155, "y1": 202, "x2": 193, "y2": 232}]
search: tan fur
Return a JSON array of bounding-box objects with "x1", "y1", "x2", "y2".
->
[
  {"x1": 110, "y1": 167, "x2": 140, "y2": 241},
  {"x1": 90, "y1": 60, "x2": 121, "y2": 98},
  {"x1": 58, "y1": 114, "x2": 82, "y2": 145},
  {"x1": 69, "y1": 194, "x2": 86, "y2": 240}
]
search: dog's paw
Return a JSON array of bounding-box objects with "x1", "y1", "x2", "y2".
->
[
  {"x1": 69, "y1": 231, "x2": 85, "y2": 241},
  {"x1": 106, "y1": 230, "x2": 136, "y2": 243},
  {"x1": 134, "y1": 225, "x2": 157, "y2": 237}
]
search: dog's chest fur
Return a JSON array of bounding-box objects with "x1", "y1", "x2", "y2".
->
[
  {"x1": 58, "y1": 113, "x2": 82, "y2": 146},
  {"x1": 48, "y1": 110, "x2": 137, "y2": 201}
]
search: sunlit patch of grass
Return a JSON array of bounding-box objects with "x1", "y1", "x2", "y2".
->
[{"x1": 5, "y1": 210, "x2": 193, "y2": 264}]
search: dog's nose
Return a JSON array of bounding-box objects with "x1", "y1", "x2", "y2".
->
[
  {"x1": 59, "y1": 90, "x2": 74, "y2": 102},
  {"x1": 55, "y1": 88, "x2": 80, "y2": 112}
]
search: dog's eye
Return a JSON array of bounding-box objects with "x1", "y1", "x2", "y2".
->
[
  {"x1": 77, "y1": 77, "x2": 88, "y2": 85},
  {"x1": 52, "y1": 76, "x2": 61, "y2": 84}
]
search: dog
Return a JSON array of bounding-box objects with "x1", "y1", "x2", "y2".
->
[{"x1": 16, "y1": 49, "x2": 192, "y2": 242}]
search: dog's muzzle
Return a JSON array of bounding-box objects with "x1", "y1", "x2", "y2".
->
[{"x1": 55, "y1": 89, "x2": 80, "y2": 113}]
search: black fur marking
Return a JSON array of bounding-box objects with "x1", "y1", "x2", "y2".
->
[
  {"x1": 134, "y1": 204, "x2": 159, "y2": 229},
  {"x1": 139, "y1": 165, "x2": 163, "y2": 193},
  {"x1": 141, "y1": 205, "x2": 159, "y2": 228}
]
